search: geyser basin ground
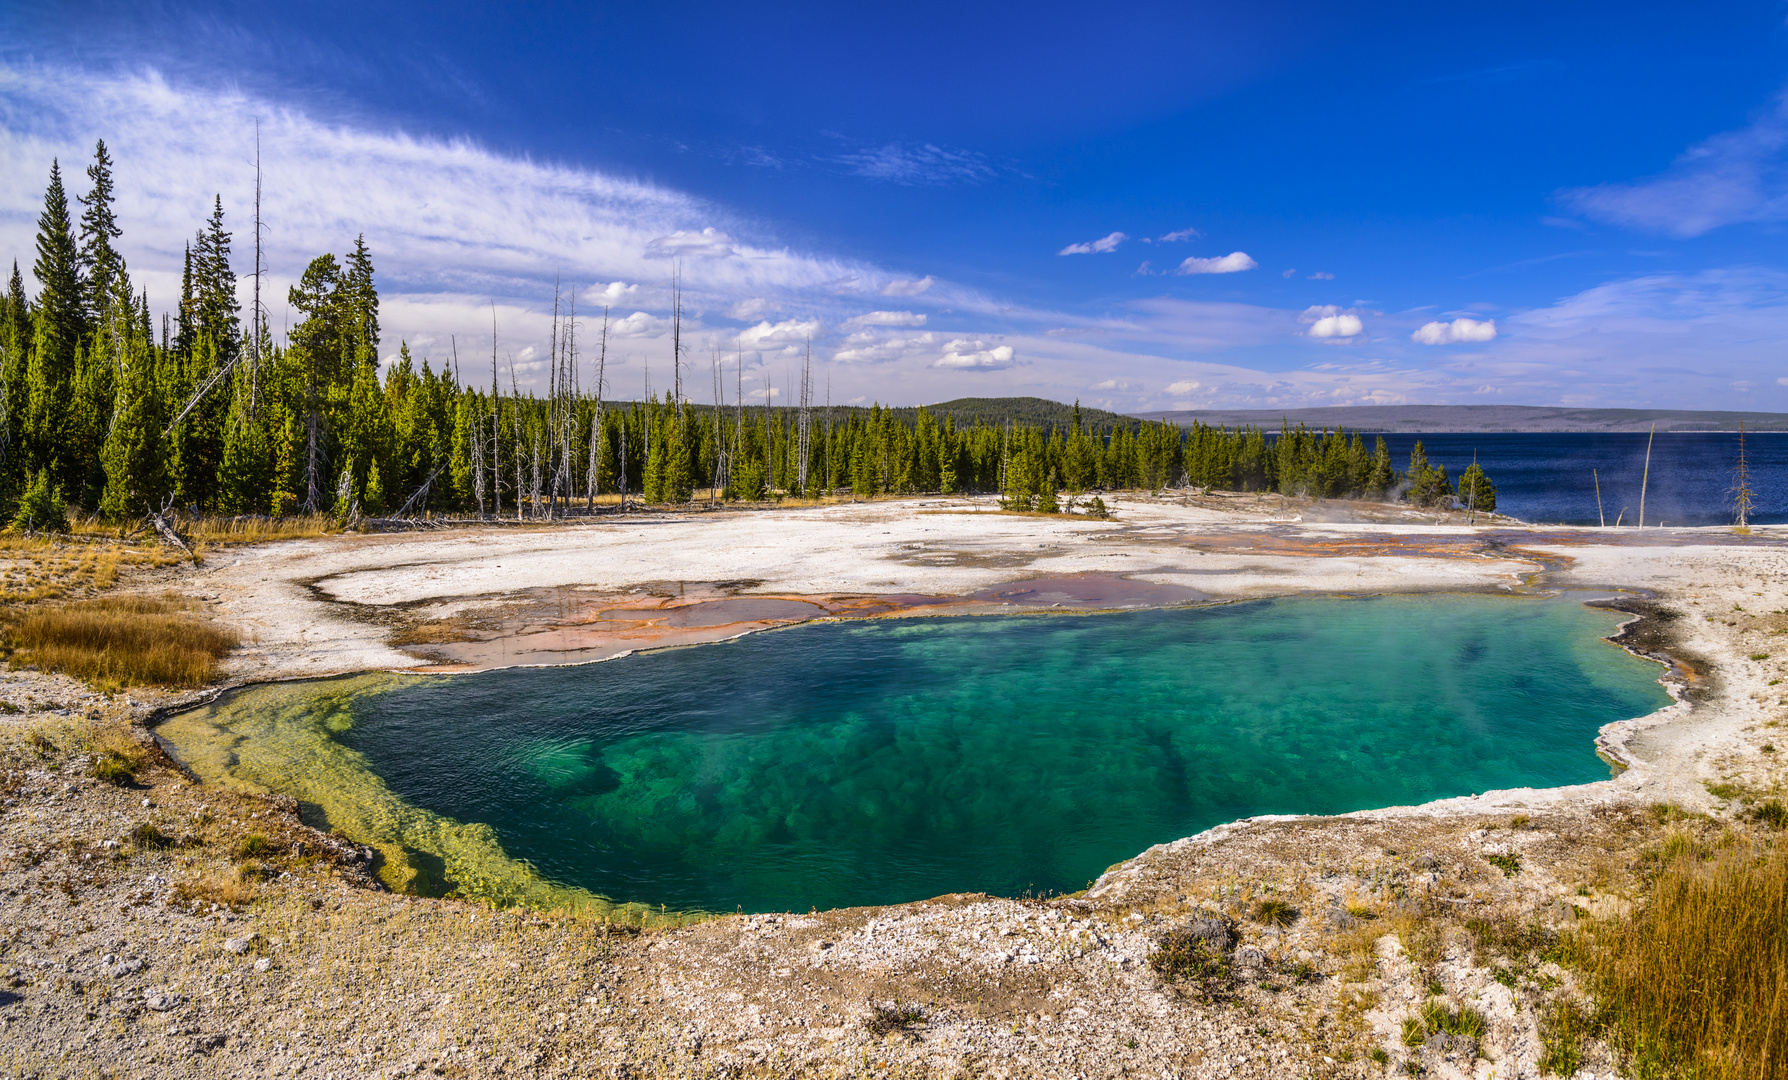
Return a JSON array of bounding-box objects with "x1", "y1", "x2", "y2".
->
[{"x1": 161, "y1": 592, "x2": 1668, "y2": 915}]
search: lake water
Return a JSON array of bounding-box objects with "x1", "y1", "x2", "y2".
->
[
  {"x1": 1375, "y1": 432, "x2": 1785, "y2": 526},
  {"x1": 162, "y1": 593, "x2": 1669, "y2": 915}
]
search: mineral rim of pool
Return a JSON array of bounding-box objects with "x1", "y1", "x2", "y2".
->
[{"x1": 159, "y1": 591, "x2": 1669, "y2": 916}]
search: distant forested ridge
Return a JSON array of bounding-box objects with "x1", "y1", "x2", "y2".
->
[{"x1": 0, "y1": 145, "x2": 1492, "y2": 526}]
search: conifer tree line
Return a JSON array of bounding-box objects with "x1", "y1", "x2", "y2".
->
[{"x1": 1, "y1": 144, "x2": 1494, "y2": 526}]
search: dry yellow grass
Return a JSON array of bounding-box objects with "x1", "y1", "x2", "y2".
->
[
  {"x1": 179, "y1": 513, "x2": 338, "y2": 544},
  {"x1": 5, "y1": 593, "x2": 240, "y2": 688},
  {"x1": 1576, "y1": 840, "x2": 1787, "y2": 1079},
  {"x1": 0, "y1": 533, "x2": 187, "y2": 603}
]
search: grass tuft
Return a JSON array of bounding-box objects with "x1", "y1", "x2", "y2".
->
[
  {"x1": 234, "y1": 832, "x2": 272, "y2": 860},
  {"x1": 4, "y1": 593, "x2": 239, "y2": 688},
  {"x1": 1537, "y1": 997, "x2": 1594, "y2": 1077},
  {"x1": 1253, "y1": 898, "x2": 1299, "y2": 927}
]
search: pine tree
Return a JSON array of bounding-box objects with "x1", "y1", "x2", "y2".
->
[
  {"x1": 31, "y1": 160, "x2": 85, "y2": 379},
  {"x1": 77, "y1": 140, "x2": 126, "y2": 329},
  {"x1": 99, "y1": 331, "x2": 170, "y2": 518},
  {"x1": 342, "y1": 235, "x2": 380, "y2": 358},
  {"x1": 193, "y1": 196, "x2": 240, "y2": 369},
  {"x1": 1457, "y1": 461, "x2": 1496, "y2": 514}
]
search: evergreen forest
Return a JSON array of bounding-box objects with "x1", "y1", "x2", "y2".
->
[{"x1": 2, "y1": 144, "x2": 1495, "y2": 529}]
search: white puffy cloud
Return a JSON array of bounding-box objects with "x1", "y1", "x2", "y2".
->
[
  {"x1": 736, "y1": 318, "x2": 822, "y2": 350},
  {"x1": 934, "y1": 339, "x2": 1017, "y2": 370},
  {"x1": 590, "y1": 281, "x2": 638, "y2": 304},
  {"x1": 1091, "y1": 378, "x2": 1136, "y2": 391},
  {"x1": 1165, "y1": 379, "x2": 1201, "y2": 394},
  {"x1": 609, "y1": 311, "x2": 669, "y2": 338},
  {"x1": 832, "y1": 331, "x2": 938, "y2": 365},
  {"x1": 844, "y1": 310, "x2": 927, "y2": 328},
  {"x1": 1058, "y1": 231, "x2": 1128, "y2": 255},
  {"x1": 1154, "y1": 228, "x2": 1200, "y2": 243},
  {"x1": 880, "y1": 276, "x2": 935, "y2": 297},
  {"x1": 643, "y1": 227, "x2": 736, "y2": 259},
  {"x1": 1174, "y1": 252, "x2": 1258, "y2": 275},
  {"x1": 1411, "y1": 317, "x2": 1498, "y2": 344},
  {"x1": 1301, "y1": 305, "x2": 1365, "y2": 339}
]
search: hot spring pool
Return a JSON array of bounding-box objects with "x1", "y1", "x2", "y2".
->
[{"x1": 159, "y1": 592, "x2": 1669, "y2": 915}]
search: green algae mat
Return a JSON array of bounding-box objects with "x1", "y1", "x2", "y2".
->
[{"x1": 161, "y1": 592, "x2": 1669, "y2": 915}]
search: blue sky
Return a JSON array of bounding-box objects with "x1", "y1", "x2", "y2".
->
[{"x1": 4, "y1": 0, "x2": 1788, "y2": 411}]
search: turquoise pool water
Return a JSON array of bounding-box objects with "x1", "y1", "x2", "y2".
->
[{"x1": 313, "y1": 592, "x2": 1667, "y2": 913}]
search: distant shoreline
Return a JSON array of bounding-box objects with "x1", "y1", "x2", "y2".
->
[{"x1": 1130, "y1": 404, "x2": 1788, "y2": 433}]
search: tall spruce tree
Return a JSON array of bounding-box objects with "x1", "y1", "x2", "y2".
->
[
  {"x1": 175, "y1": 242, "x2": 196, "y2": 358},
  {"x1": 77, "y1": 140, "x2": 126, "y2": 329},
  {"x1": 31, "y1": 160, "x2": 84, "y2": 366},
  {"x1": 193, "y1": 197, "x2": 240, "y2": 369},
  {"x1": 29, "y1": 161, "x2": 85, "y2": 492},
  {"x1": 342, "y1": 235, "x2": 379, "y2": 359}
]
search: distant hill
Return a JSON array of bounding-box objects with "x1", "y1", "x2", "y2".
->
[
  {"x1": 1130, "y1": 405, "x2": 1788, "y2": 433},
  {"x1": 893, "y1": 397, "x2": 1133, "y2": 431}
]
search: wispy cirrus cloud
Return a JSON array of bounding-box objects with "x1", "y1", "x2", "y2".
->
[
  {"x1": 1562, "y1": 93, "x2": 1788, "y2": 236},
  {"x1": 834, "y1": 142, "x2": 995, "y2": 185}
]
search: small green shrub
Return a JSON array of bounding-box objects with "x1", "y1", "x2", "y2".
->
[
  {"x1": 234, "y1": 832, "x2": 272, "y2": 860},
  {"x1": 236, "y1": 859, "x2": 273, "y2": 883},
  {"x1": 1150, "y1": 930, "x2": 1232, "y2": 994},
  {"x1": 1705, "y1": 781, "x2": 1743, "y2": 800},
  {"x1": 1277, "y1": 959, "x2": 1322, "y2": 986},
  {"x1": 1401, "y1": 1016, "x2": 1426, "y2": 1047},
  {"x1": 1754, "y1": 800, "x2": 1788, "y2": 829},
  {"x1": 9, "y1": 470, "x2": 68, "y2": 533},
  {"x1": 864, "y1": 1001, "x2": 926, "y2": 1039},
  {"x1": 1484, "y1": 853, "x2": 1522, "y2": 877},
  {"x1": 1750, "y1": 653, "x2": 1771, "y2": 661},
  {"x1": 93, "y1": 753, "x2": 136, "y2": 787},
  {"x1": 130, "y1": 822, "x2": 173, "y2": 849},
  {"x1": 1368, "y1": 1046, "x2": 1391, "y2": 1065}
]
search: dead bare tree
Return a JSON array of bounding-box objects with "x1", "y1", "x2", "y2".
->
[
  {"x1": 587, "y1": 307, "x2": 608, "y2": 511},
  {"x1": 490, "y1": 304, "x2": 502, "y2": 519},
  {"x1": 796, "y1": 339, "x2": 812, "y2": 496}
]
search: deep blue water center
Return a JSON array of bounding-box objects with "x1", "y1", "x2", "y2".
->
[
  {"x1": 338, "y1": 594, "x2": 1668, "y2": 913},
  {"x1": 1378, "y1": 432, "x2": 1785, "y2": 526}
]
